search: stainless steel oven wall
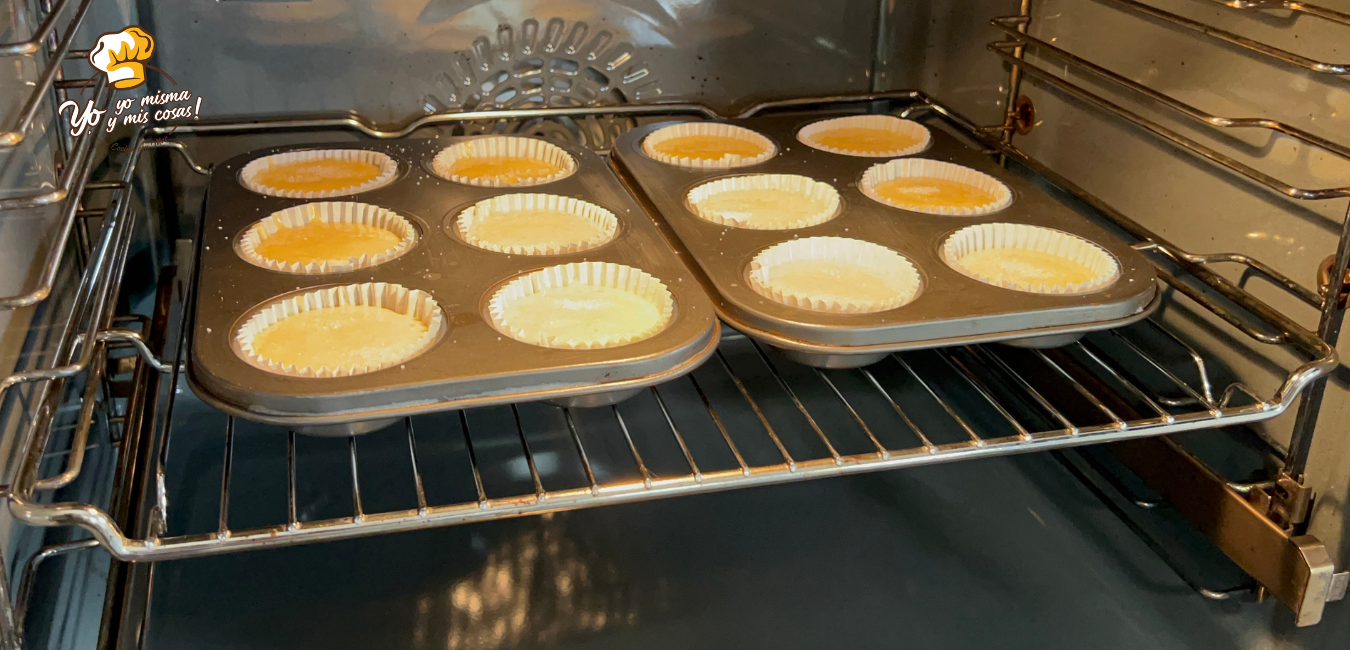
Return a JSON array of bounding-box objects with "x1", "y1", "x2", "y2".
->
[
  {"x1": 877, "y1": 0, "x2": 1350, "y2": 567},
  {"x1": 137, "y1": 0, "x2": 882, "y2": 122}
]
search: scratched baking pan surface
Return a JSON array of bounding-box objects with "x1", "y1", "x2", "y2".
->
[
  {"x1": 611, "y1": 114, "x2": 1158, "y2": 353},
  {"x1": 189, "y1": 138, "x2": 718, "y2": 426}
]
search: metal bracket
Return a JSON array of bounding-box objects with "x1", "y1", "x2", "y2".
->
[
  {"x1": 1317, "y1": 253, "x2": 1348, "y2": 309},
  {"x1": 1108, "y1": 437, "x2": 1339, "y2": 626},
  {"x1": 1011, "y1": 95, "x2": 1036, "y2": 135}
]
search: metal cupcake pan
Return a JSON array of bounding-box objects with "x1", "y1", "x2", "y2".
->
[
  {"x1": 189, "y1": 138, "x2": 719, "y2": 435},
  {"x1": 612, "y1": 114, "x2": 1158, "y2": 367}
]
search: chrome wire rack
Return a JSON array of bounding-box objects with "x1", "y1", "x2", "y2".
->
[{"x1": 2, "y1": 93, "x2": 1335, "y2": 564}]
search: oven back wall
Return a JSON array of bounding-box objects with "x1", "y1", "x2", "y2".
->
[{"x1": 137, "y1": 0, "x2": 882, "y2": 122}]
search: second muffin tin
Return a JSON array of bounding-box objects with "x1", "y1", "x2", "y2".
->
[
  {"x1": 612, "y1": 113, "x2": 1159, "y2": 367},
  {"x1": 189, "y1": 137, "x2": 719, "y2": 434}
]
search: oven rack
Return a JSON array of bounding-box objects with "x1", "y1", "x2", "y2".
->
[
  {"x1": 990, "y1": 0, "x2": 1350, "y2": 494},
  {"x1": 0, "y1": 93, "x2": 1328, "y2": 570}
]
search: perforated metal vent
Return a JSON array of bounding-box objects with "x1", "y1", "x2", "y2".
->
[{"x1": 422, "y1": 18, "x2": 661, "y2": 150}]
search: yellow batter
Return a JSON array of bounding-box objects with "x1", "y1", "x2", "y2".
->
[
  {"x1": 650, "y1": 135, "x2": 769, "y2": 161},
  {"x1": 957, "y1": 248, "x2": 1098, "y2": 287},
  {"x1": 873, "y1": 177, "x2": 997, "y2": 210},
  {"x1": 810, "y1": 127, "x2": 923, "y2": 155},
  {"x1": 251, "y1": 159, "x2": 383, "y2": 194},
  {"x1": 763, "y1": 260, "x2": 909, "y2": 309},
  {"x1": 462, "y1": 209, "x2": 609, "y2": 253},
  {"x1": 445, "y1": 156, "x2": 565, "y2": 185},
  {"x1": 499, "y1": 284, "x2": 666, "y2": 348},
  {"x1": 250, "y1": 305, "x2": 428, "y2": 372},
  {"x1": 695, "y1": 188, "x2": 834, "y2": 230},
  {"x1": 253, "y1": 220, "x2": 401, "y2": 266}
]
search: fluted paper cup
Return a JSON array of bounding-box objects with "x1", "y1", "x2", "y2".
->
[
  {"x1": 796, "y1": 115, "x2": 931, "y2": 158},
  {"x1": 860, "y1": 158, "x2": 1013, "y2": 216},
  {"x1": 239, "y1": 149, "x2": 398, "y2": 198},
  {"x1": 455, "y1": 193, "x2": 618, "y2": 255},
  {"x1": 940, "y1": 223, "x2": 1120, "y2": 294},
  {"x1": 686, "y1": 174, "x2": 840, "y2": 230},
  {"x1": 487, "y1": 262, "x2": 674, "y2": 349},
  {"x1": 641, "y1": 123, "x2": 776, "y2": 169},
  {"x1": 236, "y1": 202, "x2": 417, "y2": 274},
  {"x1": 746, "y1": 236, "x2": 921, "y2": 313},
  {"x1": 431, "y1": 136, "x2": 576, "y2": 187},
  {"x1": 235, "y1": 282, "x2": 444, "y2": 377}
]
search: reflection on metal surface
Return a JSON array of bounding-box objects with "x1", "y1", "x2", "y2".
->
[{"x1": 412, "y1": 519, "x2": 641, "y2": 650}]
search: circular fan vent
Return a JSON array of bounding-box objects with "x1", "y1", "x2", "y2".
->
[{"x1": 423, "y1": 18, "x2": 662, "y2": 150}]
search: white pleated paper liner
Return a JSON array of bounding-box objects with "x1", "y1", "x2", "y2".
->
[
  {"x1": 430, "y1": 136, "x2": 577, "y2": 187},
  {"x1": 796, "y1": 115, "x2": 931, "y2": 158},
  {"x1": 746, "y1": 237, "x2": 922, "y2": 314},
  {"x1": 235, "y1": 282, "x2": 444, "y2": 378},
  {"x1": 236, "y1": 202, "x2": 417, "y2": 274},
  {"x1": 940, "y1": 223, "x2": 1120, "y2": 295},
  {"x1": 641, "y1": 123, "x2": 777, "y2": 169},
  {"x1": 686, "y1": 174, "x2": 841, "y2": 230},
  {"x1": 455, "y1": 193, "x2": 618, "y2": 255},
  {"x1": 860, "y1": 158, "x2": 1013, "y2": 216},
  {"x1": 239, "y1": 149, "x2": 398, "y2": 198},
  {"x1": 487, "y1": 262, "x2": 675, "y2": 350}
]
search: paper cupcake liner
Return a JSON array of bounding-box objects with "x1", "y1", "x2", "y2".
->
[
  {"x1": 940, "y1": 223, "x2": 1120, "y2": 295},
  {"x1": 487, "y1": 262, "x2": 675, "y2": 349},
  {"x1": 455, "y1": 193, "x2": 618, "y2": 255},
  {"x1": 686, "y1": 174, "x2": 841, "y2": 230},
  {"x1": 860, "y1": 158, "x2": 1013, "y2": 216},
  {"x1": 236, "y1": 202, "x2": 418, "y2": 274},
  {"x1": 796, "y1": 115, "x2": 931, "y2": 158},
  {"x1": 235, "y1": 282, "x2": 444, "y2": 378},
  {"x1": 239, "y1": 149, "x2": 398, "y2": 198},
  {"x1": 430, "y1": 136, "x2": 576, "y2": 187},
  {"x1": 641, "y1": 122, "x2": 776, "y2": 169},
  {"x1": 746, "y1": 236, "x2": 921, "y2": 314}
]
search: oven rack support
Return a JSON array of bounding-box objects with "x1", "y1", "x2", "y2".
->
[
  {"x1": 0, "y1": 94, "x2": 1343, "y2": 636},
  {"x1": 0, "y1": 0, "x2": 117, "y2": 310},
  {"x1": 989, "y1": 2, "x2": 1350, "y2": 624}
]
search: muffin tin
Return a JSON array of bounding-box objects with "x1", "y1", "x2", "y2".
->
[
  {"x1": 189, "y1": 138, "x2": 719, "y2": 435},
  {"x1": 612, "y1": 114, "x2": 1159, "y2": 367}
]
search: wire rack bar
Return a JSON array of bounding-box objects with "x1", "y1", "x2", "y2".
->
[
  {"x1": 0, "y1": 0, "x2": 98, "y2": 147},
  {"x1": 988, "y1": 38, "x2": 1349, "y2": 200},
  {"x1": 1103, "y1": 0, "x2": 1350, "y2": 74}
]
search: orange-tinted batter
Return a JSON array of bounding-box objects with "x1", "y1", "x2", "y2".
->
[
  {"x1": 810, "y1": 127, "x2": 922, "y2": 155},
  {"x1": 874, "y1": 177, "x2": 996, "y2": 210},
  {"x1": 650, "y1": 135, "x2": 769, "y2": 161},
  {"x1": 446, "y1": 156, "x2": 565, "y2": 185},
  {"x1": 251, "y1": 159, "x2": 383, "y2": 194},
  {"x1": 253, "y1": 220, "x2": 400, "y2": 266}
]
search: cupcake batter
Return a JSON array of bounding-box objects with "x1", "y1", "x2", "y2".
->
[
  {"x1": 498, "y1": 284, "x2": 666, "y2": 348},
  {"x1": 445, "y1": 156, "x2": 565, "y2": 185},
  {"x1": 695, "y1": 187, "x2": 835, "y2": 230},
  {"x1": 762, "y1": 260, "x2": 911, "y2": 311},
  {"x1": 809, "y1": 127, "x2": 922, "y2": 155},
  {"x1": 873, "y1": 177, "x2": 997, "y2": 210},
  {"x1": 251, "y1": 159, "x2": 383, "y2": 194},
  {"x1": 253, "y1": 220, "x2": 401, "y2": 266},
  {"x1": 957, "y1": 248, "x2": 1098, "y2": 287},
  {"x1": 462, "y1": 208, "x2": 611, "y2": 253},
  {"x1": 650, "y1": 135, "x2": 769, "y2": 161},
  {"x1": 250, "y1": 305, "x2": 428, "y2": 372}
]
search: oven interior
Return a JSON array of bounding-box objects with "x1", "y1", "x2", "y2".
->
[{"x1": 1, "y1": 0, "x2": 1349, "y2": 647}]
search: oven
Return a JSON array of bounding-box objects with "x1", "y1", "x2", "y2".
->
[{"x1": 1, "y1": 0, "x2": 1348, "y2": 648}]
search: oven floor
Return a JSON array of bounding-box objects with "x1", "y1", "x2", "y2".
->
[{"x1": 135, "y1": 434, "x2": 1349, "y2": 650}]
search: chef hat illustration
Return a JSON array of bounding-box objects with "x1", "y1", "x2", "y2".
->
[{"x1": 88, "y1": 26, "x2": 155, "y2": 89}]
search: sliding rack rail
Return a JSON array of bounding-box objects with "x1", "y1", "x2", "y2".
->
[{"x1": 986, "y1": 0, "x2": 1350, "y2": 627}]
